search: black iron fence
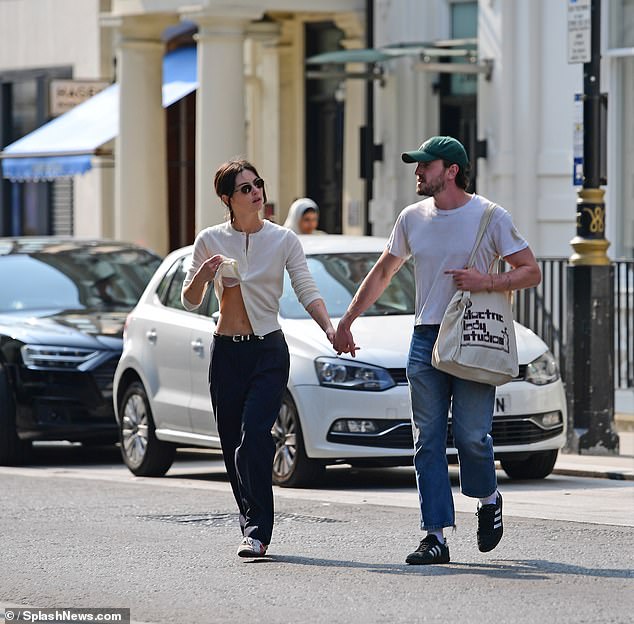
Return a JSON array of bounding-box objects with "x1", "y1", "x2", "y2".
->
[{"x1": 511, "y1": 257, "x2": 633, "y2": 390}]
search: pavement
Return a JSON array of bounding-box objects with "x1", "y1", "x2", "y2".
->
[
  {"x1": 553, "y1": 422, "x2": 634, "y2": 481},
  {"x1": 553, "y1": 451, "x2": 634, "y2": 481}
]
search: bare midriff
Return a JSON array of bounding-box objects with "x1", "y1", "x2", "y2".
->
[{"x1": 215, "y1": 285, "x2": 254, "y2": 335}]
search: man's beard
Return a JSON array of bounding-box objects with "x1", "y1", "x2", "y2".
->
[{"x1": 417, "y1": 176, "x2": 446, "y2": 196}]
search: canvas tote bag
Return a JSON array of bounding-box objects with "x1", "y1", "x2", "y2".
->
[{"x1": 431, "y1": 203, "x2": 519, "y2": 386}]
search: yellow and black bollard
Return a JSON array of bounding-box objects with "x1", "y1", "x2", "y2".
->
[{"x1": 565, "y1": 0, "x2": 618, "y2": 455}]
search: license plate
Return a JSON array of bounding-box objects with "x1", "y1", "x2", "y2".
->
[{"x1": 494, "y1": 394, "x2": 510, "y2": 414}]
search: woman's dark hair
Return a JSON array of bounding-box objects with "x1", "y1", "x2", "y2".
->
[
  {"x1": 443, "y1": 159, "x2": 471, "y2": 191},
  {"x1": 213, "y1": 159, "x2": 266, "y2": 222}
]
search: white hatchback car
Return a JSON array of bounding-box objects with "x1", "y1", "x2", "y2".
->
[{"x1": 113, "y1": 235, "x2": 566, "y2": 486}]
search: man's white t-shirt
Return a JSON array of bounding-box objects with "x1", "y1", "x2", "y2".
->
[{"x1": 387, "y1": 194, "x2": 529, "y2": 325}]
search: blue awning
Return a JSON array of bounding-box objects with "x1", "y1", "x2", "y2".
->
[{"x1": 1, "y1": 46, "x2": 198, "y2": 181}]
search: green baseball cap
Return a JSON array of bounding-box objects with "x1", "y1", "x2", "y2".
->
[{"x1": 401, "y1": 135, "x2": 469, "y2": 168}]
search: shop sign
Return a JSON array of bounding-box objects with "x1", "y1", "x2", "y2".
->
[{"x1": 50, "y1": 79, "x2": 110, "y2": 116}]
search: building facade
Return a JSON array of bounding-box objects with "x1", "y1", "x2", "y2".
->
[{"x1": 0, "y1": 0, "x2": 632, "y2": 261}]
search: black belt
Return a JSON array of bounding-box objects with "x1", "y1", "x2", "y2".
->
[{"x1": 213, "y1": 330, "x2": 282, "y2": 343}]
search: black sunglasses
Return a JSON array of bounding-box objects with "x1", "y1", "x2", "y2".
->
[{"x1": 232, "y1": 177, "x2": 265, "y2": 195}]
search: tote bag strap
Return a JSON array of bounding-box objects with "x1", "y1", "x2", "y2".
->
[{"x1": 466, "y1": 202, "x2": 497, "y2": 269}]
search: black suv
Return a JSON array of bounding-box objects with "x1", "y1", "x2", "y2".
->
[{"x1": 0, "y1": 238, "x2": 161, "y2": 464}]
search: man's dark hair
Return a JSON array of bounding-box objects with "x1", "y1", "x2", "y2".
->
[{"x1": 443, "y1": 159, "x2": 471, "y2": 191}]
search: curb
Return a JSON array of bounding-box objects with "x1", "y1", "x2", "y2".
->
[{"x1": 552, "y1": 467, "x2": 634, "y2": 481}]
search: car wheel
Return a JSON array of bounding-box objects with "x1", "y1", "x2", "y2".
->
[
  {"x1": 0, "y1": 367, "x2": 31, "y2": 465},
  {"x1": 272, "y1": 392, "x2": 324, "y2": 488},
  {"x1": 119, "y1": 381, "x2": 176, "y2": 477},
  {"x1": 501, "y1": 449, "x2": 559, "y2": 480}
]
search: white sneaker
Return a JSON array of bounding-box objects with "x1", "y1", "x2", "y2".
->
[{"x1": 237, "y1": 536, "x2": 268, "y2": 558}]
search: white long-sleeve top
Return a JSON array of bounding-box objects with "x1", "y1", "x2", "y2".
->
[{"x1": 181, "y1": 219, "x2": 322, "y2": 335}]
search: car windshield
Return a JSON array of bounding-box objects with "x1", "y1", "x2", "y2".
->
[
  {"x1": 0, "y1": 246, "x2": 161, "y2": 313},
  {"x1": 280, "y1": 252, "x2": 416, "y2": 319}
]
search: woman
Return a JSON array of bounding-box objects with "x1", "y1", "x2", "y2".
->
[
  {"x1": 283, "y1": 197, "x2": 324, "y2": 235},
  {"x1": 181, "y1": 159, "x2": 335, "y2": 558}
]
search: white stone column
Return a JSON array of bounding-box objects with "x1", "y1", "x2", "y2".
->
[
  {"x1": 276, "y1": 18, "x2": 305, "y2": 216},
  {"x1": 74, "y1": 153, "x2": 114, "y2": 239},
  {"x1": 190, "y1": 10, "x2": 263, "y2": 230},
  {"x1": 111, "y1": 15, "x2": 175, "y2": 256},
  {"x1": 478, "y1": 0, "x2": 516, "y2": 223},
  {"x1": 246, "y1": 20, "x2": 282, "y2": 222},
  {"x1": 334, "y1": 12, "x2": 366, "y2": 235},
  {"x1": 512, "y1": 0, "x2": 540, "y2": 247}
]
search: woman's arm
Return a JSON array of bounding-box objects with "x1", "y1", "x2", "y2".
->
[
  {"x1": 181, "y1": 234, "x2": 225, "y2": 309},
  {"x1": 306, "y1": 298, "x2": 335, "y2": 344}
]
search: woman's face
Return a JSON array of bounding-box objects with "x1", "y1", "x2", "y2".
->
[
  {"x1": 299, "y1": 210, "x2": 319, "y2": 234},
  {"x1": 226, "y1": 170, "x2": 265, "y2": 215}
]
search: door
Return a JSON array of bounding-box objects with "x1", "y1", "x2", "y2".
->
[
  {"x1": 187, "y1": 289, "x2": 218, "y2": 440},
  {"x1": 159, "y1": 252, "x2": 218, "y2": 440},
  {"x1": 439, "y1": 0, "x2": 479, "y2": 192},
  {"x1": 143, "y1": 256, "x2": 193, "y2": 433},
  {"x1": 439, "y1": 94, "x2": 477, "y2": 192},
  {"x1": 305, "y1": 21, "x2": 345, "y2": 234}
]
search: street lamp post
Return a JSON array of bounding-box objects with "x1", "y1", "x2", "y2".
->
[{"x1": 566, "y1": 0, "x2": 619, "y2": 454}]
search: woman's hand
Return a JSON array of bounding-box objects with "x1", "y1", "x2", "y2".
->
[
  {"x1": 198, "y1": 254, "x2": 226, "y2": 283},
  {"x1": 325, "y1": 326, "x2": 336, "y2": 345}
]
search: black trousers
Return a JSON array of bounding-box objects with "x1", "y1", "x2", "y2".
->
[{"x1": 209, "y1": 330, "x2": 289, "y2": 545}]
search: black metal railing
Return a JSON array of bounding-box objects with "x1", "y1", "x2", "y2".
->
[{"x1": 510, "y1": 258, "x2": 633, "y2": 390}]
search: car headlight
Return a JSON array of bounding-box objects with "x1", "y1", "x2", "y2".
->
[
  {"x1": 530, "y1": 411, "x2": 563, "y2": 429},
  {"x1": 525, "y1": 351, "x2": 560, "y2": 385},
  {"x1": 314, "y1": 357, "x2": 396, "y2": 391},
  {"x1": 20, "y1": 344, "x2": 100, "y2": 371}
]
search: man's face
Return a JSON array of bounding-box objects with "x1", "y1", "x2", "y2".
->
[{"x1": 414, "y1": 159, "x2": 448, "y2": 196}]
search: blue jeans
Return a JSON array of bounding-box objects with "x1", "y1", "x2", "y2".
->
[{"x1": 406, "y1": 325, "x2": 497, "y2": 531}]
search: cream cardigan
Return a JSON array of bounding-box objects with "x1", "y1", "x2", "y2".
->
[{"x1": 182, "y1": 220, "x2": 321, "y2": 335}]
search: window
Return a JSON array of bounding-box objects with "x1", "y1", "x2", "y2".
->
[
  {"x1": 0, "y1": 67, "x2": 72, "y2": 236},
  {"x1": 608, "y1": 0, "x2": 634, "y2": 49},
  {"x1": 158, "y1": 254, "x2": 218, "y2": 316},
  {"x1": 607, "y1": 1, "x2": 634, "y2": 255},
  {"x1": 280, "y1": 253, "x2": 416, "y2": 319},
  {"x1": 449, "y1": 1, "x2": 478, "y2": 96}
]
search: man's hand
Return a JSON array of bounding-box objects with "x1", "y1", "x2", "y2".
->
[
  {"x1": 445, "y1": 267, "x2": 489, "y2": 292},
  {"x1": 331, "y1": 250, "x2": 403, "y2": 357},
  {"x1": 333, "y1": 320, "x2": 360, "y2": 357}
]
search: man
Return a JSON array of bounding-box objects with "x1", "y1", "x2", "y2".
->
[{"x1": 333, "y1": 136, "x2": 541, "y2": 565}]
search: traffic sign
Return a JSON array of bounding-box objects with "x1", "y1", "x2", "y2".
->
[{"x1": 568, "y1": 0, "x2": 591, "y2": 64}]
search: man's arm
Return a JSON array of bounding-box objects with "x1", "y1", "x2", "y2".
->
[{"x1": 334, "y1": 250, "x2": 405, "y2": 356}]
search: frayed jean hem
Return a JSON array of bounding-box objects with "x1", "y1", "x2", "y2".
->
[{"x1": 421, "y1": 521, "x2": 456, "y2": 531}]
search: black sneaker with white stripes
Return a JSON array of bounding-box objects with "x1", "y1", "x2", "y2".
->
[
  {"x1": 476, "y1": 491, "x2": 504, "y2": 552},
  {"x1": 405, "y1": 535, "x2": 450, "y2": 565}
]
